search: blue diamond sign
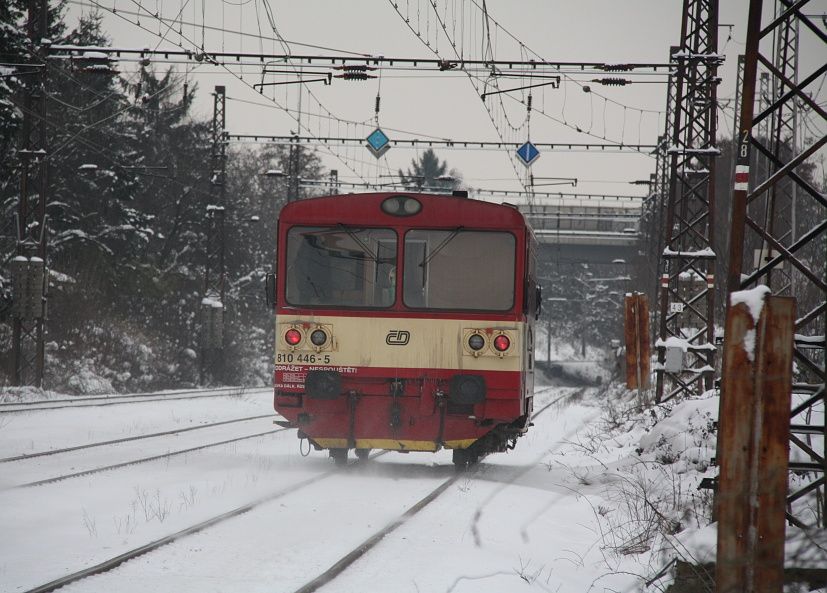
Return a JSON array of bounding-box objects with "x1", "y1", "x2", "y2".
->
[
  {"x1": 516, "y1": 141, "x2": 540, "y2": 167},
  {"x1": 366, "y1": 128, "x2": 391, "y2": 158}
]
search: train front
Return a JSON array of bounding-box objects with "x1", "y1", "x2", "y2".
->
[{"x1": 272, "y1": 193, "x2": 535, "y2": 465}]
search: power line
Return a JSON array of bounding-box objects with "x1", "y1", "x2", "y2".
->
[
  {"x1": 66, "y1": 0, "x2": 374, "y2": 57},
  {"x1": 297, "y1": 178, "x2": 646, "y2": 203},
  {"x1": 78, "y1": 0, "x2": 375, "y2": 186}
]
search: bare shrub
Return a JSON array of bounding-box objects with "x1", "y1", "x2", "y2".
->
[{"x1": 81, "y1": 508, "x2": 98, "y2": 538}]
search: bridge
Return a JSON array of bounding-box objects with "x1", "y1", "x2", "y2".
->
[{"x1": 515, "y1": 197, "x2": 643, "y2": 264}]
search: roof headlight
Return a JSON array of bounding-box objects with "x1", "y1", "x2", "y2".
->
[{"x1": 382, "y1": 195, "x2": 421, "y2": 216}]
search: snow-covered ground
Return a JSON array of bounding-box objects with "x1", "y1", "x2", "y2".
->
[{"x1": 1, "y1": 377, "x2": 824, "y2": 592}]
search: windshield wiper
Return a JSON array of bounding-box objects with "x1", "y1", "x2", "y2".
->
[
  {"x1": 420, "y1": 226, "x2": 464, "y2": 268},
  {"x1": 337, "y1": 223, "x2": 377, "y2": 261}
]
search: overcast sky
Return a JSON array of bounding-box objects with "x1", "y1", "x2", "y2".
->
[{"x1": 63, "y1": 1, "x2": 822, "y2": 201}]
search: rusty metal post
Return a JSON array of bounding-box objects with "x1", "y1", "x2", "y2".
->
[
  {"x1": 716, "y1": 291, "x2": 795, "y2": 593},
  {"x1": 726, "y1": 1, "x2": 762, "y2": 294},
  {"x1": 624, "y1": 293, "x2": 651, "y2": 397},
  {"x1": 723, "y1": 0, "x2": 825, "y2": 529}
]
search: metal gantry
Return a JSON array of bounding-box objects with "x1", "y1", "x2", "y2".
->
[
  {"x1": 45, "y1": 45, "x2": 674, "y2": 74},
  {"x1": 655, "y1": 0, "x2": 721, "y2": 403},
  {"x1": 725, "y1": 0, "x2": 826, "y2": 530},
  {"x1": 227, "y1": 134, "x2": 658, "y2": 153},
  {"x1": 12, "y1": 0, "x2": 50, "y2": 387},
  {"x1": 200, "y1": 85, "x2": 227, "y2": 385}
]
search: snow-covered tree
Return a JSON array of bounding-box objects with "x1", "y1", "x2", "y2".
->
[{"x1": 398, "y1": 148, "x2": 462, "y2": 191}]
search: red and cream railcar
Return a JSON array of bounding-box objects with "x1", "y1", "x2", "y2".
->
[{"x1": 269, "y1": 192, "x2": 540, "y2": 466}]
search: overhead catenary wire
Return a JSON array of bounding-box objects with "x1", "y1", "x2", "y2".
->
[
  {"x1": 85, "y1": 0, "x2": 374, "y2": 186},
  {"x1": 3, "y1": 64, "x2": 232, "y2": 210},
  {"x1": 384, "y1": 0, "x2": 666, "y2": 197},
  {"x1": 60, "y1": 0, "x2": 674, "y2": 194}
]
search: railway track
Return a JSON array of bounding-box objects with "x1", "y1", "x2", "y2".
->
[
  {"x1": 0, "y1": 413, "x2": 276, "y2": 463},
  {"x1": 20, "y1": 452, "x2": 387, "y2": 593},
  {"x1": 8, "y1": 387, "x2": 573, "y2": 489},
  {"x1": 0, "y1": 386, "x2": 269, "y2": 413},
  {"x1": 12, "y1": 425, "x2": 287, "y2": 489},
  {"x1": 18, "y1": 386, "x2": 580, "y2": 593},
  {"x1": 291, "y1": 473, "x2": 461, "y2": 593}
]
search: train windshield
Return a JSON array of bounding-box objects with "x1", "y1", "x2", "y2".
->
[
  {"x1": 403, "y1": 230, "x2": 516, "y2": 311},
  {"x1": 285, "y1": 226, "x2": 397, "y2": 308}
]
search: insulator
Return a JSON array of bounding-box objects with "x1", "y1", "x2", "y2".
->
[
  {"x1": 596, "y1": 77, "x2": 630, "y2": 86},
  {"x1": 527, "y1": 94, "x2": 532, "y2": 112},
  {"x1": 375, "y1": 95, "x2": 381, "y2": 115},
  {"x1": 333, "y1": 65, "x2": 376, "y2": 72},
  {"x1": 602, "y1": 64, "x2": 633, "y2": 72},
  {"x1": 334, "y1": 72, "x2": 375, "y2": 81}
]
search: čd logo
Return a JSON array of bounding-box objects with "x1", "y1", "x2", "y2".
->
[{"x1": 385, "y1": 330, "x2": 411, "y2": 345}]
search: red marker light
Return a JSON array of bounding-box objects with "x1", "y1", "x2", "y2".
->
[
  {"x1": 493, "y1": 335, "x2": 510, "y2": 352},
  {"x1": 285, "y1": 329, "x2": 302, "y2": 346}
]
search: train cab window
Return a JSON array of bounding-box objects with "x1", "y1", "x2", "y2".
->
[
  {"x1": 285, "y1": 226, "x2": 397, "y2": 308},
  {"x1": 403, "y1": 229, "x2": 516, "y2": 311}
]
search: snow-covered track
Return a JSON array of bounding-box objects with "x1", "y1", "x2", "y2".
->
[
  {"x1": 18, "y1": 453, "x2": 386, "y2": 593},
  {"x1": 15, "y1": 427, "x2": 287, "y2": 488},
  {"x1": 0, "y1": 414, "x2": 276, "y2": 464},
  {"x1": 291, "y1": 473, "x2": 461, "y2": 593},
  {"x1": 288, "y1": 390, "x2": 578, "y2": 592},
  {"x1": 0, "y1": 386, "x2": 266, "y2": 413},
  {"x1": 531, "y1": 386, "x2": 583, "y2": 417}
]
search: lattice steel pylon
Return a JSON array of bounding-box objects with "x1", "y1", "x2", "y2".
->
[
  {"x1": 200, "y1": 85, "x2": 227, "y2": 385},
  {"x1": 645, "y1": 71, "x2": 678, "y2": 337},
  {"x1": 12, "y1": 0, "x2": 49, "y2": 387},
  {"x1": 655, "y1": 0, "x2": 722, "y2": 403},
  {"x1": 726, "y1": 0, "x2": 826, "y2": 529}
]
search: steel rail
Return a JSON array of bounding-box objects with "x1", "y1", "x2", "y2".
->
[
  {"x1": 0, "y1": 414, "x2": 276, "y2": 463},
  {"x1": 15, "y1": 428, "x2": 287, "y2": 489},
  {"x1": 20, "y1": 451, "x2": 385, "y2": 593},
  {"x1": 18, "y1": 387, "x2": 578, "y2": 592},
  {"x1": 290, "y1": 387, "x2": 577, "y2": 593},
  {"x1": 0, "y1": 386, "x2": 247, "y2": 408},
  {"x1": 291, "y1": 474, "x2": 461, "y2": 593},
  {"x1": 0, "y1": 389, "x2": 268, "y2": 414}
]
